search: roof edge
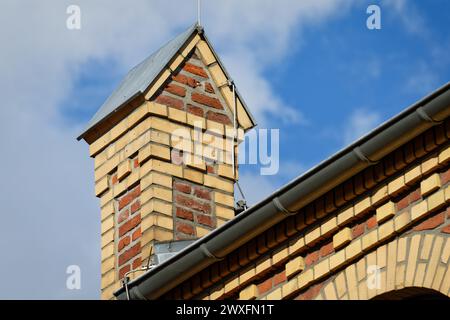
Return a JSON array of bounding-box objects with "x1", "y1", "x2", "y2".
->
[{"x1": 114, "y1": 82, "x2": 450, "y2": 300}]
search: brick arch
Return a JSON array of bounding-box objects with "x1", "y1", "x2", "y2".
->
[{"x1": 313, "y1": 233, "x2": 450, "y2": 300}]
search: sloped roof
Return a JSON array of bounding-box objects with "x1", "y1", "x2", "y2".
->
[{"x1": 78, "y1": 23, "x2": 256, "y2": 140}]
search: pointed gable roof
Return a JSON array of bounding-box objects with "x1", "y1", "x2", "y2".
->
[{"x1": 78, "y1": 23, "x2": 256, "y2": 141}]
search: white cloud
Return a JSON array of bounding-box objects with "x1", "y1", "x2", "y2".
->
[
  {"x1": 343, "y1": 108, "x2": 382, "y2": 145},
  {"x1": 0, "y1": 0, "x2": 354, "y2": 298}
]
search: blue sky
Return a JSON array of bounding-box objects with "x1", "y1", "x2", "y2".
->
[{"x1": 0, "y1": 0, "x2": 449, "y2": 299}]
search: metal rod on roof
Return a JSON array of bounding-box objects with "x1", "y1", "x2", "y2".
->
[
  {"x1": 231, "y1": 81, "x2": 237, "y2": 180},
  {"x1": 198, "y1": 0, "x2": 201, "y2": 26}
]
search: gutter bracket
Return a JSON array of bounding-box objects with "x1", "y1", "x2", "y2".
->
[
  {"x1": 200, "y1": 243, "x2": 223, "y2": 261},
  {"x1": 353, "y1": 146, "x2": 378, "y2": 165},
  {"x1": 272, "y1": 197, "x2": 297, "y2": 216},
  {"x1": 416, "y1": 106, "x2": 442, "y2": 124}
]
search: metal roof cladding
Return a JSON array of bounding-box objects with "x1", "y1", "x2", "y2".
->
[{"x1": 77, "y1": 23, "x2": 256, "y2": 141}]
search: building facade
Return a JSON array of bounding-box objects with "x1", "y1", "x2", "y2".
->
[{"x1": 79, "y1": 24, "x2": 450, "y2": 300}]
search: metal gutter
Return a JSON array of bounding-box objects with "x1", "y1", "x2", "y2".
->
[{"x1": 115, "y1": 82, "x2": 450, "y2": 300}]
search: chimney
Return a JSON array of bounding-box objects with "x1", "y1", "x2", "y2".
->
[{"x1": 78, "y1": 25, "x2": 256, "y2": 299}]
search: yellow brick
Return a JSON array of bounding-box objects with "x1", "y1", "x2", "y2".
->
[
  {"x1": 239, "y1": 267, "x2": 256, "y2": 284},
  {"x1": 356, "y1": 258, "x2": 366, "y2": 282},
  {"x1": 388, "y1": 175, "x2": 405, "y2": 196},
  {"x1": 196, "y1": 226, "x2": 210, "y2": 237},
  {"x1": 101, "y1": 256, "x2": 115, "y2": 275},
  {"x1": 321, "y1": 217, "x2": 338, "y2": 236},
  {"x1": 214, "y1": 192, "x2": 235, "y2": 207},
  {"x1": 272, "y1": 246, "x2": 289, "y2": 265},
  {"x1": 337, "y1": 207, "x2": 354, "y2": 226},
  {"x1": 285, "y1": 256, "x2": 305, "y2": 278},
  {"x1": 405, "y1": 234, "x2": 421, "y2": 287},
  {"x1": 204, "y1": 175, "x2": 234, "y2": 193},
  {"x1": 323, "y1": 282, "x2": 337, "y2": 300},
  {"x1": 266, "y1": 287, "x2": 282, "y2": 300},
  {"x1": 423, "y1": 236, "x2": 443, "y2": 288},
  {"x1": 362, "y1": 228, "x2": 378, "y2": 252},
  {"x1": 139, "y1": 143, "x2": 171, "y2": 164},
  {"x1": 438, "y1": 145, "x2": 450, "y2": 164},
  {"x1": 210, "y1": 285, "x2": 224, "y2": 300},
  {"x1": 100, "y1": 190, "x2": 114, "y2": 208},
  {"x1": 141, "y1": 186, "x2": 172, "y2": 203},
  {"x1": 410, "y1": 200, "x2": 428, "y2": 221},
  {"x1": 394, "y1": 210, "x2": 411, "y2": 233},
  {"x1": 187, "y1": 113, "x2": 206, "y2": 130},
  {"x1": 421, "y1": 156, "x2": 439, "y2": 176},
  {"x1": 354, "y1": 197, "x2": 372, "y2": 217},
  {"x1": 281, "y1": 278, "x2": 298, "y2": 298},
  {"x1": 224, "y1": 276, "x2": 239, "y2": 294},
  {"x1": 297, "y1": 268, "x2": 314, "y2": 290},
  {"x1": 186, "y1": 155, "x2": 206, "y2": 171},
  {"x1": 141, "y1": 171, "x2": 172, "y2": 189},
  {"x1": 141, "y1": 215, "x2": 154, "y2": 231},
  {"x1": 216, "y1": 205, "x2": 234, "y2": 220},
  {"x1": 378, "y1": 220, "x2": 394, "y2": 242},
  {"x1": 197, "y1": 40, "x2": 216, "y2": 65},
  {"x1": 239, "y1": 284, "x2": 257, "y2": 300},
  {"x1": 427, "y1": 189, "x2": 445, "y2": 211},
  {"x1": 345, "y1": 238, "x2": 362, "y2": 261},
  {"x1": 420, "y1": 234, "x2": 434, "y2": 260},
  {"x1": 141, "y1": 199, "x2": 172, "y2": 217},
  {"x1": 376, "y1": 201, "x2": 395, "y2": 224},
  {"x1": 117, "y1": 160, "x2": 131, "y2": 181},
  {"x1": 209, "y1": 63, "x2": 228, "y2": 87},
  {"x1": 95, "y1": 177, "x2": 109, "y2": 197},
  {"x1": 154, "y1": 228, "x2": 173, "y2": 241},
  {"x1": 151, "y1": 159, "x2": 183, "y2": 178},
  {"x1": 335, "y1": 272, "x2": 347, "y2": 298},
  {"x1": 206, "y1": 119, "x2": 225, "y2": 136},
  {"x1": 101, "y1": 215, "x2": 114, "y2": 235},
  {"x1": 371, "y1": 184, "x2": 388, "y2": 206},
  {"x1": 101, "y1": 202, "x2": 115, "y2": 222},
  {"x1": 442, "y1": 238, "x2": 450, "y2": 264},
  {"x1": 101, "y1": 242, "x2": 114, "y2": 261},
  {"x1": 150, "y1": 130, "x2": 170, "y2": 145},
  {"x1": 183, "y1": 168, "x2": 204, "y2": 184},
  {"x1": 168, "y1": 107, "x2": 187, "y2": 123},
  {"x1": 218, "y1": 164, "x2": 235, "y2": 180},
  {"x1": 445, "y1": 185, "x2": 450, "y2": 202},
  {"x1": 148, "y1": 102, "x2": 168, "y2": 117},
  {"x1": 154, "y1": 215, "x2": 173, "y2": 230},
  {"x1": 101, "y1": 270, "x2": 116, "y2": 289},
  {"x1": 345, "y1": 264, "x2": 358, "y2": 300},
  {"x1": 329, "y1": 249, "x2": 346, "y2": 271},
  {"x1": 333, "y1": 228, "x2": 352, "y2": 250},
  {"x1": 288, "y1": 237, "x2": 305, "y2": 255},
  {"x1": 420, "y1": 173, "x2": 441, "y2": 197},
  {"x1": 405, "y1": 165, "x2": 422, "y2": 186},
  {"x1": 255, "y1": 256, "x2": 272, "y2": 274},
  {"x1": 314, "y1": 259, "x2": 330, "y2": 280},
  {"x1": 305, "y1": 227, "x2": 321, "y2": 246}
]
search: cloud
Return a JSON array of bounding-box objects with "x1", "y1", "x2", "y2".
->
[
  {"x1": 343, "y1": 108, "x2": 382, "y2": 145},
  {"x1": 382, "y1": 0, "x2": 429, "y2": 37},
  {"x1": 0, "y1": 0, "x2": 354, "y2": 298}
]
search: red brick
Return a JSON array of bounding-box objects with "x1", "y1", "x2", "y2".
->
[
  {"x1": 441, "y1": 168, "x2": 450, "y2": 184},
  {"x1": 133, "y1": 158, "x2": 139, "y2": 168},
  {"x1": 413, "y1": 212, "x2": 445, "y2": 231},
  {"x1": 118, "y1": 243, "x2": 141, "y2": 266},
  {"x1": 175, "y1": 194, "x2": 211, "y2": 214},
  {"x1": 130, "y1": 200, "x2": 141, "y2": 214},
  {"x1": 174, "y1": 181, "x2": 192, "y2": 194},
  {"x1": 352, "y1": 223, "x2": 365, "y2": 239},
  {"x1": 176, "y1": 222, "x2": 195, "y2": 235},
  {"x1": 132, "y1": 228, "x2": 142, "y2": 241},
  {"x1": 320, "y1": 242, "x2": 334, "y2": 258},
  {"x1": 187, "y1": 104, "x2": 204, "y2": 117},
  {"x1": 193, "y1": 187, "x2": 211, "y2": 200},
  {"x1": 183, "y1": 63, "x2": 208, "y2": 78},
  {"x1": 119, "y1": 214, "x2": 141, "y2": 237},
  {"x1": 204, "y1": 82, "x2": 215, "y2": 93},
  {"x1": 397, "y1": 195, "x2": 409, "y2": 211},
  {"x1": 366, "y1": 215, "x2": 378, "y2": 230},
  {"x1": 305, "y1": 251, "x2": 320, "y2": 266},
  {"x1": 119, "y1": 264, "x2": 131, "y2": 279},
  {"x1": 132, "y1": 257, "x2": 142, "y2": 270},
  {"x1": 441, "y1": 224, "x2": 450, "y2": 234},
  {"x1": 447, "y1": 207, "x2": 450, "y2": 219},
  {"x1": 409, "y1": 188, "x2": 421, "y2": 203},
  {"x1": 118, "y1": 186, "x2": 141, "y2": 210},
  {"x1": 118, "y1": 208, "x2": 130, "y2": 224},
  {"x1": 273, "y1": 271, "x2": 287, "y2": 286},
  {"x1": 155, "y1": 95, "x2": 184, "y2": 110},
  {"x1": 206, "y1": 111, "x2": 231, "y2": 125},
  {"x1": 111, "y1": 174, "x2": 118, "y2": 185},
  {"x1": 257, "y1": 278, "x2": 272, "y2": 295},
  {"x1": 172, "y1": 73, "x2": 200, "y2": 88},
  {"x1": 165, "y1": 83, "x2": 186, "y2": 97},
  {"x1": 206, "y1": 165, "x2": 215, "y2": 174},
  {"x1": 296, "y1": 283, "x2": 323, "y2": 300},
  {"x1": 192, "y1": 93, "x2": 223, "y2": 110},
  {"x1": 197, "y1": 214, "x2": 214, "y2": 227},
  {"x1": 118, "y1": 236, "x2": 131, "y2": 252},
  {"x1": 176, "y1": 207, "x2": 194, "y2": 221}
]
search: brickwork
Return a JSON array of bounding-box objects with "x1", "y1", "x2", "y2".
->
[{"x1": 161, "y1": 120, "x2": 450, "y2": 300}]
